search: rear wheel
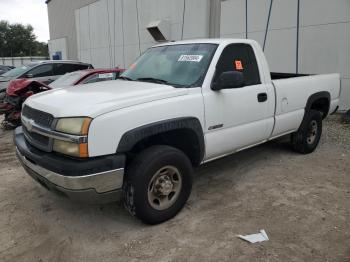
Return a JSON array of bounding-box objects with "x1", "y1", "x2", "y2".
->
[
  {"x1": 123, "y1": 145, "x2": 193, "y2": 224},
  {"x1": 291, "y1": 109, "x2": 322, "y2": 154}
]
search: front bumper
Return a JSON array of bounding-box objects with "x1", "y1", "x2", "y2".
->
[{"x1": 14, "y1": 127, "x2": 126, "y2": 203}]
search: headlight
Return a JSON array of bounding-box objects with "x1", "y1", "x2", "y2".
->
[
  {"x1": 55, "y1": 117, "x2": 91, "y2": 135},
  {"x1": 54, "y1": 117, "x2": 91, "y2": 157},
  {"x1": 53, "y1": 140, "x2": 89, "y2": 158}
]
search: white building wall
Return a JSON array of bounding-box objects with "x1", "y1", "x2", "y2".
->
[
  {"x1": 70, "y1": 0, "x2": 350, "y2": 110},
  {"x1": 74, "y1": 0, "x2": 210, "y2": 68},
  {"x1": 299, "y1": 0, "x2": 350, "y2": 110},
  {"x1": 220, "y1": 0, "x2": 350, "y2": 111},
  {"x1": 48, "y1": 37, "x2": 68, "y2": 60},
  {"x1": 47, "y1": 0, "x2": 99, "y2": 60}
]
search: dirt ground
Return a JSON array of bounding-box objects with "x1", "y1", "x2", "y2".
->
[{"x1": 0, "y1": 114, "x2": 349, "y2": 262}]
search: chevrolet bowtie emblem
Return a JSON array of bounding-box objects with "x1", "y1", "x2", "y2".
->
[{"x1": 26, "y1": 119, "x2": 35, "y2": 132}]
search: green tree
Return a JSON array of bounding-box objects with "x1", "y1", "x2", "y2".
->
[{"x1": 0, "y1": 20, "x2": 48, "y2": 57}]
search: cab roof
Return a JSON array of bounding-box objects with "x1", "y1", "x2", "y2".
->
[{"x1": 153, "y1": 38, "x2": 258, "y2": 47}]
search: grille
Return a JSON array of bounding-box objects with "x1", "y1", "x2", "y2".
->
[
  {"x1": 22, "y1": 105, "x2": 54, "y2": 128},
  {"x1": 22, "y1": 105, "x2": 53, "y2": 152},
  {"x1": 23, "y1": 125, "x2": 51, "y2": 152}
]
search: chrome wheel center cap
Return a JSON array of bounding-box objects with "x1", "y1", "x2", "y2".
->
[
  {"x1": 156, "y1": 176, "x2": 173, "y2": 196},
  {"x1": 147, "y1": 165, "x2": 183, "y2": 211}
]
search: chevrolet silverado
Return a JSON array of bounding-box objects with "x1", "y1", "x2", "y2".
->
[{"x1": 14, "y1": 39, "x2": 340, "y2": 224}]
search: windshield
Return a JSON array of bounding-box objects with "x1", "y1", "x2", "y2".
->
[
  {"x1": 49, "y1": 71, "x2": 87, "y2": 88},
  {"x1": 1, "y1": 63, "x2": 37, "y2": 77},
  {"x1": 120, "y1": 43, "x2": 218, "y2": 87}
]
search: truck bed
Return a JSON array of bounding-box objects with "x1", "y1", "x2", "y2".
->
[
  {"x1": 270, "y1": 73, "x2": 340, "y2": 139},
  {"x1": 271, "y1": 72, "x2": 309, "y2": 80}
]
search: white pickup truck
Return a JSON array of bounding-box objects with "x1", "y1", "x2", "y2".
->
[{"x1": 15, "y1": 39, "x2": 340, "y2": 224}]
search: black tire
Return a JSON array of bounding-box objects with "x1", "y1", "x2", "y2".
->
[
  {"x1": 291, "y1": 109, "x2": 322, "y2": 154},
  {"x1": 123, "y1": 145, "x2": 193, "y2": 224}
]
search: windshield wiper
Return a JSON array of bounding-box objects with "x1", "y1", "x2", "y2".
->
[
  {"x1": 137, "y1": 77, "x2": 169, "y2": 85},
  {"x1": 118, "y1": 76, "x2": 133, "y2": 81}
]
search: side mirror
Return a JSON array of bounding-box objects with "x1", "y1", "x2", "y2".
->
[
  {"x1": 25, "y1": 73, "x2": 33, "y2": 78},
  {"x1": 212, "y1": 71, "x2": 244, "y2": 90}
]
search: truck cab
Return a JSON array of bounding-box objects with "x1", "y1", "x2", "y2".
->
[{"x1": 14, "y1": 39, "x2": 340, "y2": 224}]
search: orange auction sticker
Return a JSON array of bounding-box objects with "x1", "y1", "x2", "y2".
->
[{"x1": 235, "y1": 60, "x2": 243, "y2": 70}]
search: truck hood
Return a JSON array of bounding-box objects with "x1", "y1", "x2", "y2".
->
[{"x1": 25, "y1": 80, "x2": 189, "y2": 118}]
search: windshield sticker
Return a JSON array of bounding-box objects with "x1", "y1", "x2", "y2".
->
[
  {"x1": 98, "y1": 73, "x2": 113, "y2": 79},
  {"x1": 235, "y1": 60, "x2": 243, "y2": 70},
  {"x1": 178, "y1": 55, "x2": 203, "y2": 62}
]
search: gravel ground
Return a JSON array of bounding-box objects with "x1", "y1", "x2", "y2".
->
[{"x1": 0, "y1": 114, "x2": 349, "y2": 262}]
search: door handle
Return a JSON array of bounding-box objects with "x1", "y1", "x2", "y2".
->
[{"x1": 257, "y1": 93, "x2": 268, "y2": 102}]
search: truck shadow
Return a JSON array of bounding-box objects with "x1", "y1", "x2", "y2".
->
[{"x1": 195, "y1": 136, "x2": 293, "y2": 181}]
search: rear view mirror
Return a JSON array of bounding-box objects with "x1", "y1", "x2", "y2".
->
[{"x1": 212, "y1": 71, "x2": 244, "y2": 90}]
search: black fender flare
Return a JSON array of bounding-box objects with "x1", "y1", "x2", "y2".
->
[
  {"x1": 296, "y1": 91, "x2": 330, "y2": 131},
  {"x1": 296, "y1": 91, "x2": 331, "y2": 131},
  {"x1": 305, "y1": 91, "x2": 330, "y2": 115},
  {"x1": 117, "y1": 117, "x2": 205, "y2": 163}
]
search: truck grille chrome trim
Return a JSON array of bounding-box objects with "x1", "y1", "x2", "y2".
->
[
  {"x1": 22, "y1": 115, "x2": 88, "y2": 144},
  {"x1": 23, "y1": 125, "x2": 51, "y2": 152}
]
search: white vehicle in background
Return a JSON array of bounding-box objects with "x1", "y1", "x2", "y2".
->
[{"x1": 15, "y1": 39, "x2": 340, "y2": 224}]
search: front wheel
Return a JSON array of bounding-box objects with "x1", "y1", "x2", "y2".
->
[
  {"x1": 291, "y1": 109, "x2": 322, "y2": 154},
  {"x1": 123, "y1": 145, "x2": 193, "y2": 224}
]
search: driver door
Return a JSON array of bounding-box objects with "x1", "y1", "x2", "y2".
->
[{"x1": 203, "y1": 44, "x2": 271, "y2": 160}]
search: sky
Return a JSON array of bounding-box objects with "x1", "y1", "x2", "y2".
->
[{"x1": 0, "y1": 0, "x2": 49, "y2": 42}]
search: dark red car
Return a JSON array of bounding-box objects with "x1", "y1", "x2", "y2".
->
[
  {"x1": 48, "y1": 68, "x2": 124, "y2": 88},
  {"x1": 0, "y1": 68, "x2": 124, "y2": 128}
]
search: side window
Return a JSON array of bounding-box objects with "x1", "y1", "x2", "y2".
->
[
  {"x1": 72, "y1": 64, "x2": 90, "y2": 71},
  {"x1": 54, "y1": 64, "x2": 89, "y2": 75},
  {"x1": 214, "y1": 44, "x2": 260, "y2": 87},
  {"x1": 54, "y1": 64, "x2": 73, "y2": 75},
  {"x1": 27, "y1": 64, "x2": 54, "y2": 77}
]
